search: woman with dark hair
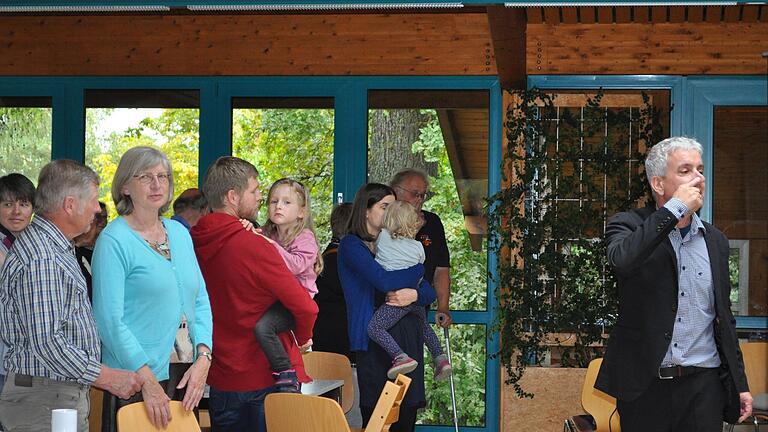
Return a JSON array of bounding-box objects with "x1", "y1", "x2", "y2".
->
[
  {"x1": 338, "y1": 183, "x2": 436, "y2": 431},
  {"x1": 0, "y1": 172, "x2": 35, "y2": 396}
]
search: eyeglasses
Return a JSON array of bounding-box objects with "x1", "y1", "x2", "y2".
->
[
  {"x1": 395, "y1": 185, "x2": 431, "y2": 201},
  {"x1": 133, "y1": 172, "x2": 171, "y2": 185}
]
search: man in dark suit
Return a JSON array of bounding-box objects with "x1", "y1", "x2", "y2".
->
[{"x1": 596, "y1": 137, "x2": 753, "y2": 431}]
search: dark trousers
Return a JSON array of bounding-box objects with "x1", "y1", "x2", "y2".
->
[
  {"x1": 208, "y1": 386, "x2": 274, "y2": 432},
  {"x1": 253, "y1": 302, "x2": 295, "y2": 372},
  {"x1": 617, "y1": 368, "x2": 725, "y2": 432},
  {"x1": 101, "y1": 363, "x2": 192, "y2": 432},
  {"x1": 361, "y1": 404, "x2": 418, "y2": 432}
]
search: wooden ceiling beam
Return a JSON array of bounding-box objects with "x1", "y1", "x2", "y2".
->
[
  {"x1": 562, "y1": 7, "x2": 578, "y2": 24},
  {"x1": 688, "y1": 6, "x2": 704, "y2": 23},
  {"x1": 487, "y1": 6, "x2": 527, "y2": 89},
  {"x1": 526, "y1": 7, "x2": 543, "y2": 24},
  {"x1": 597, "y1": 7, "x2": 613, "y2": 23},
  {"x1": 669, "y1": 6, "x2": 685, "y2": 23},
  {"x1": 544, "y1": 6, "x2": 560, "y2": 24},
  {"x1": 741, "y1": 5, "x2": 759, "y2": 22},
  {"x1": 579, "y1": 6, "x2": 596, "y2": 24},
  {"x1": 634, "y1": 6, "x2": 650, "y2": 22},
  {"x1": 615, "y1": 7, "x2": 631, "y2": 23}
]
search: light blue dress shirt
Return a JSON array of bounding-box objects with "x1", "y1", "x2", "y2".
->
[{"x1": 661, "y1": 198, "x2": 721, "y2": 368}]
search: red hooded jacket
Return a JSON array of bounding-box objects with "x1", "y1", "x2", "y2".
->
[{"x1": 191, "y1": 212, "x2": 318, "y2": 391}]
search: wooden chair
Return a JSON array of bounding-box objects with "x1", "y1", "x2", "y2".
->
[
  {"x1": 361, "y1": 374, "x2": 412, "y2": 432},
  {"x1": 116, "y1": 401, "x2": 201, "y2": 432},
  {"x1": 265, "y1": 392, "x2": 351, "y2": 432},
  {"x1": 302, "y1": 350, "x2": 355, "y2": 413},
  {"x1": 564, "y1": 358, "x2": 620, "y2": 432},
  {"x1": 726, "y1": 341, "x2": 768, "y2": 432},
  {"x1": 265, "y1": 374, "x2": 411, "y2": 432}
]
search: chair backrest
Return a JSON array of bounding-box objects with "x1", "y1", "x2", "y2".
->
[
  {"x1": 741, "y1": 341, "x2": 767, "y2": 395},
  {"x1": 581, "y1": 358, "x2": 620, "y2": 432},
  {"x1": 265, "y1": 392, "x2": 351, "y2": 432},
  {"x1": 303, "y1": 350, "x2": 355, "y2": 413},
  {"x1": 365, "y1": 374, "x2": 412, "y2": 432},
  {"x1": 116, "y1": 401, "x2": 200, "y2": 432}
]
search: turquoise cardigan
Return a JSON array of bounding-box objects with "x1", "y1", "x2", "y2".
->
[{"x1": 92, "y1": 217, "x2": 213, "y2": 380}]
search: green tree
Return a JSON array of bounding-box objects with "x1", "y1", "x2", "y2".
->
[
  {"x1": 0, "y1": 107, "x2": 52, "y2": 182},
  {"x1": 233, "y1": 108, "x2": 334, "y2": 246},
  {"x1": 85, "y1": 108, "x2": 200, "y2": 219}
]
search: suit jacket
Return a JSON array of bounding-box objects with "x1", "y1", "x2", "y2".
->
[{"x1": 595, "y1": 203, "x2": 749, "y2": 403}]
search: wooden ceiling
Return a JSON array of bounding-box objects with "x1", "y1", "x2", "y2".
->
[{"x1": 522, "y1": 4, "x2": 765, "y2": 24}]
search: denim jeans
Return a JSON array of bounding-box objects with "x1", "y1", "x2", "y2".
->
[{"x1": 208, "y1": 386, "x2": 275, "y2": 432}]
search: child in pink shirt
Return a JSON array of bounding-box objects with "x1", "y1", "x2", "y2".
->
[{"x1": 253, "y1": 178, "x2": 323, "y2": 392}]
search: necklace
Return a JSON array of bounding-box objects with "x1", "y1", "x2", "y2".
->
[{"x1": 144, "y1": 228, "x2": 171, "y2": 260}]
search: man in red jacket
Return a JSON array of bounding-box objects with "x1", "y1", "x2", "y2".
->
[{"x1": 191, "y1": 156, "x2": 318, "y2": 432}]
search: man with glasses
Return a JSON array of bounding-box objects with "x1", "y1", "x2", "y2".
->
[{"x1": 390, "y1": 169, "x2": 452, "y2": 328}]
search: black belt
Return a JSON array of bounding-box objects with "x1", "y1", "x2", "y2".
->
[{"x1": 658, "y1": 365, "x2": 711, "y2": 380}]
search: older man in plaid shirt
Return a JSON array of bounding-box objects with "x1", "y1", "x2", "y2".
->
[{"x1": 0, "y1": 160, "x2": 142, "y2": 432}]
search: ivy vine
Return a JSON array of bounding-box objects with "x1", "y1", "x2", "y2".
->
[{"x1": 487, "y1": 87, "x2": 664, "y2": 398}]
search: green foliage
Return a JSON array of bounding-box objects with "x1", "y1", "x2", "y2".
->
[
  {"x1": 413, "y1": 110, "x2": 487, "y2": 426},
  {"x1": 0, "y1": 107, "x2": 52, "y2": 182},
  {"x1": 85, "y1": 108, "x2": 200, "y2": 219},
  {"x1": 233, "y1": 108, "x2": 334, "y2": 247},
  {"x1": 728, "y1": 248, "x2": 740, "y2": 307},
  {"x1": 487, "y1": 88, "x2": 660, "y2": 398}
]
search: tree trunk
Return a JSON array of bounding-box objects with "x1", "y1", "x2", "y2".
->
[{"x1": 368, "y1": 109, "x2": 436, "y2": 184}]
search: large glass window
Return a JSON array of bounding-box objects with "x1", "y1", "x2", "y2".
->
[
  {"x1": 368, "y1": 89, "x2": 490, "y2": 427},
  {"x1": 84, "y1": 90, "x2": 200, "y2": 218},
  {"x1": 0, "y1": 97, "x2": 52, "y2": 181}
]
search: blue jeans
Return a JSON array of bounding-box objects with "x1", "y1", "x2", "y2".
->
[{"x1": 208, "y1": 386, "x2": 275, "y2": 432}]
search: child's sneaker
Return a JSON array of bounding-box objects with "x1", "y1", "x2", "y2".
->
[
  {"x1": 387, "y1": 354, "x2": 418, "y2": 379},
  {"x1": 433, "y1": 354, "x2": 453, "y2": 381},
  {"x1": 273, "y1": 369, "x2": 300, "y2": 393}
]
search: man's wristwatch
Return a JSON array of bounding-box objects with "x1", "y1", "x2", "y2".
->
[{"x1": 198, "y1": 351, "x2": 213, "y2": 362}]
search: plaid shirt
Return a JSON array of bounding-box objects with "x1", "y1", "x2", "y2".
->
[{"x1": 0, "y1": 216, "x2": 101, "y2": 385}]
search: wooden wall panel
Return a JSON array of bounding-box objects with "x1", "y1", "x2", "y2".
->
[
  {"x1": 0, "y1": 14, "x2": 497, "y2": 76},
  {"x1": 527, "y1": 22, "x2": 768, "y2": 74}
]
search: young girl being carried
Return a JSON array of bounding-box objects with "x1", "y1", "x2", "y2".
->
[
  {"x1": 369, "y1": 200, "x2": 452, "y2": 380},
  {"x1": 253, "y1": 178, "x2": 323, "y2": 392}
]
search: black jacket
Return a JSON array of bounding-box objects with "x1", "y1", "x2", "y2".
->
[{"x1": 595, "y1": 204, "x2": 748, "y2": 403}]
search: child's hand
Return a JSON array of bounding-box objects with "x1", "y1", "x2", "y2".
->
[
  {"x1": 299, "y1": 338, "x2": 313, "y2": 353},
  {"x1": 239, "y1": 218, "x2": 259, "y2": 234}
]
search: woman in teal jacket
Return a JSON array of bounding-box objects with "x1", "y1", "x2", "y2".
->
[{"x1": 92, "y1": 146, "x2": 212, "y2": 431}]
